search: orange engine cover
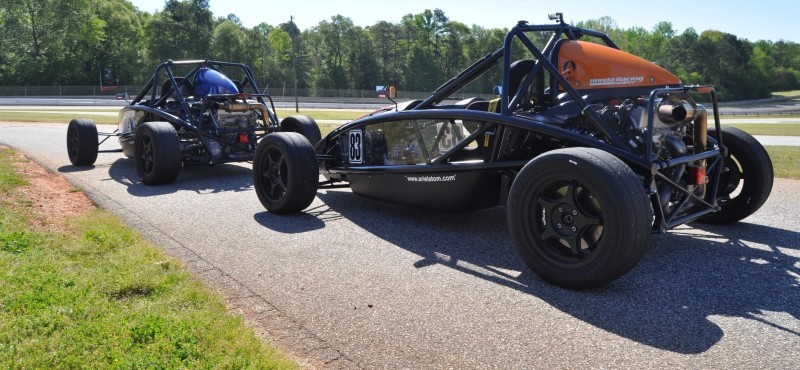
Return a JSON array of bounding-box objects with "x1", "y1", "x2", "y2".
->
[{"x1": 557, "y1": 40, "x2": 681, "y2": 91}]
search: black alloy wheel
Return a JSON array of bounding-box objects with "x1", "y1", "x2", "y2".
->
[
  {"x1": 253, "y1": 132, "x2": 318, "y2": 213},
  {"x1": 134, "y1": 121, "x2": 181, "y2": 185},
  {"x1": 508, "y1": 148, "x2": 652, "y2": 289},
  {"x1": 66, "y1": 118, "x2": 98, "y2": 166}
]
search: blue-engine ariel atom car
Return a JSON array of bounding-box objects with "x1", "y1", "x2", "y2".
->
[
  {"x1": 66, "y1": 59, "x2": 320, "y2": 184},
  {"x1": 250, "y1": 14, "x2": 773, "y2": 289}
]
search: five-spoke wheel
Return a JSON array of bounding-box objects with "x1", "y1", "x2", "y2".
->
[
  {"x1": 134, "y1": 121, "x2": 181, "y2": 185},
  {"x1": 507, "y1": 148, "x2": 652, "y2": 289},
  {"x1": 66, "y1": 118, "x2": 98, "y2": 166},
  {"x1": 253, "y1": 132, "x2": 318, "y2": 213}
]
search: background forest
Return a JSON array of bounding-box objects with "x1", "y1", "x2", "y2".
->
[{"x1": 2, "y1": 0, "x2": 800, "y2": 101}]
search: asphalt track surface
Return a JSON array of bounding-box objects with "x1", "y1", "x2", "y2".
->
[{"x1": 2, "y1": 122, "x2": 799, "y2": 369}]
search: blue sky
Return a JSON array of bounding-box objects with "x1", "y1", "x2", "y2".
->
[{"x1": 129, "y1": 0, "x2": 800, "y2": 43}]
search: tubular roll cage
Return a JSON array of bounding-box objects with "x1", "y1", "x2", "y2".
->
[
  {"x1": 132, "y1": 59, "x2": 281, "y2": 127},
  {"x1": 105, "y1": 60, "x2": 284, "y2": 165},
  {"x1": 326, "y1": 15, "x2": 726, "y2": 233}
]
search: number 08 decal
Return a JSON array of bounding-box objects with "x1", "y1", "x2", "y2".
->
[{"x1": 348, "y1": 129, "x2": 363, "y2": 164}]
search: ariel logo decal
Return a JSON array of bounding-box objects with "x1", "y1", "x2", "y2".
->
[{"x1": 562, "y1": 60, "x2": 577, "y2": 74}]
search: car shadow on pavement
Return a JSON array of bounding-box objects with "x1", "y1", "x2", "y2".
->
[
  {"x1": 314, "y1": 189, "x2": 799, "y2": 354},
  {"x1": 57, "y1": 164, "x2": 96, "y2": 173},
  {"x1": 252, "y1": 204, "x2": 331, "y2": 234},
  {"x1": 97, "y1": 157, "x2": 255, "y2": 196}
]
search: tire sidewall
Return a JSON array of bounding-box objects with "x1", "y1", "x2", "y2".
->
[
  {"x1": 702, "y1": 126, "x2": 773, "y2": 224},
  {"x1": 67, "y1": 118, "x2": 98, "y2": 166},
  {"x1": 508, "y1": 148, "x2": 650, "y2": 288},
  {"x1": 134, "y1": 121, "x2": 181, "y2": 185},
  {"x1": 253, "y1": 132, "x2": 318, "y2": 213},
  {"x1": 280, "y1": 115, "x2": 322, "y2": 145}
]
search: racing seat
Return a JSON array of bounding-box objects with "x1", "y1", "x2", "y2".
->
[
  {"x1": 231, "y1": 80, "x2": 245, "y2": 93},
  {"x1": 507, "y1": 59, "x2": 537, "y2": 107},
  {"x1": 464, "y1": 59, "x2": 537, "y2": 114},
  {"x1": 466, "y1": 60, "x2": 540, "y2": 160},
  {"x1": 160, "y1": 78, "x2": 193, "y2": 100},
  {"x1": 159, "y1": 77, "x2": 193, "y2": 112}
]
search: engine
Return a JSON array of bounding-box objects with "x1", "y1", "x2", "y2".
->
[
  {"x1": 205, "y1": 108, "x2": 259, "y2": 159},
  {"x1": 181, "y1": 99, "x2": 263, "y2": 161},
  {"x1": 561, "y1": 92, "x2": 709, "y2": 214},
  {"x1": 549, "y1": 39, "x2": 713, "y2": 213}
]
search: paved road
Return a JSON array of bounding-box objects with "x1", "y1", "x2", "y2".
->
[{"x1": 2, "y1": 122, "x2": 799, "y2": 369}]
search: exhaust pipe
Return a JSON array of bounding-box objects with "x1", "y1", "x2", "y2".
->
[
  {"x1": 657, "y1": 98, "x2": 696, "y2": 124},
  {"x1": 222, "y1": 101, "x2": 270, "y2": 124}
]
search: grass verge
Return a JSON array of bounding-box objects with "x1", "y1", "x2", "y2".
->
[
  {"x1": 0, "y1": 111, "x2": 119, "y2": 125},
  {"x1": 765, "y1": 146, "x2": 800, "y2": 179},
  {"x1": 0, "y1": 147, "x2": 298, "y2": 369},
  {"x1": 0, "y1": 108, "x2": 366, "y2": 125},
  {"x1": 771, "y1": 90, "x2": 800, "y2": 97},
  {"x1": 275, "y1": 109, "x2": 367, "y2": 121},
  {"x1": 724, "y1": 123, "x2": 800, "y2": 136}
]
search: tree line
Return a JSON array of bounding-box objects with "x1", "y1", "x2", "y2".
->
[{"x1": 2, "y1": 0, "x2": 800, "y2": 101}]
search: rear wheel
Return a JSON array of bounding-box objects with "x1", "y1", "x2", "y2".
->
[
  {"x1": 66, "y1": 118, "x2": 98, "y2": 166},
  {"x1": 280, "y1": 115, "x2": 321, "y2": 145},
  {"x1": 253, "y1": 132, "x2": 318, "y2": 213},
  {"x1": 507, "y1": 148, "x2": 652, "y2": 289},
  {"x1": 700, "y1": 126, "x2": 773, "y2": 224},
  {"x1": 134, "y1": 121, "x2": 181, "y2": 185}
]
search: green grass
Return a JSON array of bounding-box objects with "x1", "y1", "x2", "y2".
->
[
  {"x1": 0, "y1": 148, "x2": 298, "y2": 369},
  {"x1": 721, "y1": 114, "x2": 800, "y2": 119},
  {"x1": 771, "y1": 90, "x2": 800, "y2": 97},
  {"x1": 0, "y1": 148, "x2": 28, "y2": 194},
  {"x1": 0, "y1": 108, "x2": 366, "y2": 126},
  {"x1": 765, "y1": 146, "x2": 800, "y2": 179},
  {"x1": 276, "y1": 109, "x2": 367, "y2": 121},
  {"x1": 0, "y1": 111, "x2": 120, "y2": 125},
  {"x1": 726, "y1": 123, "x2": 800, "y2": 136}
]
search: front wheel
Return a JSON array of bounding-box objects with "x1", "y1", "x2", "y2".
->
[
  {"x1": 507, "y1": 148, "x2": 652, "y2": 289},
  {"x1": 66, "y1": 118, "x2": 98, "y2": 166},
  {"x1": 253, "y1": 132, "x2": 318, "y2": 213},
  {"x1": 699, "y1": 126, "x2": 773, "y2": 224},
  {"x1": 134, "y1": 121, "x2": 181, "y2": 185}
]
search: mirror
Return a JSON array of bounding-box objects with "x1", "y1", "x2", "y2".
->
[
  {"x1": 492, "y1": 85, "x2": 503, "y2": 96},
  {"x1": 375, "y1": 85, "x2": 397, "y2": 99}
]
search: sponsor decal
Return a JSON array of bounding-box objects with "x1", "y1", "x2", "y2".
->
[
  {"x1": 405, "y1": 175, "x2": 457, "y2": 182},
  {"x1": 588, "y1": 76, "x2": 645, "y2": 87},
  {"x1": 541, "y1": 207, "x2": 547, "y2": 227}
]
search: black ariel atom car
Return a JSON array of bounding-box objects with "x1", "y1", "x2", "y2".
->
[
  {"x1": 253, "y1": 14, "x2": 773, "y2": 289},
  {"x1": 66, "y1": 60, "x2": 320, "y2": 184}
]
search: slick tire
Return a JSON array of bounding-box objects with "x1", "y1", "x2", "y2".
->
[
  {"x1": 134, "y1": 121, "x2": 181, "y2": 185},
  {"x1": 66, "y1": 118, "x2": 98, "y2": 166},
  {"x1": 280, "y1": 115, "x2": 322, "y2": 145},
  {"x1": 699, "y1": 126, "x2": 773, "y2": 224},
  {"x1": 507, "y1": 148, "x2": 652, "y2": 289},
  {"x1": 253, "y1": 132, "x2": 318, "y2": 213}
]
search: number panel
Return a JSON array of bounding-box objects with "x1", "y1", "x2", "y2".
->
[{"x1": 348, "y1": 129, "x2": 363, "y2": 164}]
